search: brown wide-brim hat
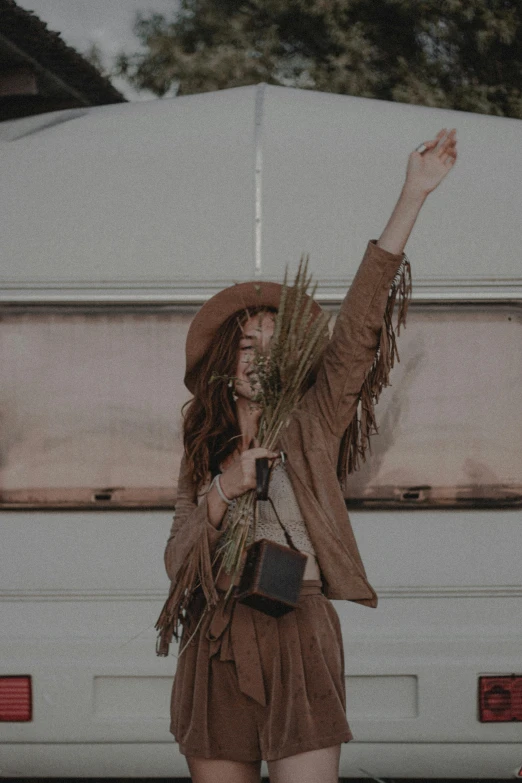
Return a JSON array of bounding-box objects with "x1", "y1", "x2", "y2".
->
[{"x1": 184, "y1": 280, "x2": 324, "y2": 393}]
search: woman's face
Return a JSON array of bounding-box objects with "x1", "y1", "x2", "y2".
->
[{"x1": 234, "y1": 311, "x2": 276, "y2": 402}]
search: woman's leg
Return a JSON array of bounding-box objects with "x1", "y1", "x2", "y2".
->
[
  {"x1": 266, "y1": 744, "x2": 341, "y2": 783},
  {"x1": 186, "y1": 755, "x2": 262, "y2": 783}
]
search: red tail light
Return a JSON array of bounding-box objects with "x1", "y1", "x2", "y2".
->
[
  {"x1": 478, "y1": 675, "x2": 522, "y2": 722},
  {"x1": 0, "y1": 676, "x2": 32, "y2": 721}
]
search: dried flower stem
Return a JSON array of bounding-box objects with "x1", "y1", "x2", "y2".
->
[{"x1": 214, "y1": 256, "x2": 330, "y2": 602}]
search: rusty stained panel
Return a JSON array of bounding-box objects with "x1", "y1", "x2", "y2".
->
[
  {"x1": 342, "y1": 305, "x2": 522, "y2": 508},
  {"x1": 0, "y1": 303, "x2": 520, "y2": 510},
  {"x1": 0, "y1": 308, "x2": 193, "y2": 508}
]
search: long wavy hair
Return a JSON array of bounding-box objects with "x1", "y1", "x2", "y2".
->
[{"x1": 182, "y1": 306, "x2": 278, "y2": 492}]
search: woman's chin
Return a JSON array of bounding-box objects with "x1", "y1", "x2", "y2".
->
[
  {"x1": 235, "y1": 381, "x2": 260, "y2": 400},
  {"x1": 235, "y1": 390, "x2": 263, "y2": 408}
]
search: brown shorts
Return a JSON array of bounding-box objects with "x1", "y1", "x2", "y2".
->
[{"x1": 169, "y1": 579, "x2": 353, "y2": 762}]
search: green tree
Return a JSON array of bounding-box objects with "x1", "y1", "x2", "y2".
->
[
  {"x1": 83, "y1": 42, "x2": 110, "y2": 80},
  {"x1": 116, "y1": 0, "x2": 522, "y2": 118}
]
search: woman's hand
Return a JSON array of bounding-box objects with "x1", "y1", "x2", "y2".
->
[
  {"x1": 377, "y1": 127, "x2": 458, "y2": 256},
  {"x1": 206, "y1": 445, "x2": 279, "y2": 529},
  {"x1": 219, "y1": 447, "x2": 279, "y2": 500},
  {"x1": 404, "y1": 127, "x2": 457, "y2": 198}
]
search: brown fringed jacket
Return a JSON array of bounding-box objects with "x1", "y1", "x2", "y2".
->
[{"x1": 156, "y1": 240, "x2": 412, "y2": 655}]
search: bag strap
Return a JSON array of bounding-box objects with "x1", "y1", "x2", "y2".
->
[{"x1": 255, "y1": 457, "x2": 300, "y2": 552}]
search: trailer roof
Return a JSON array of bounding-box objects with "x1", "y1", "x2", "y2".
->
[{"x1": 1, "y1": 83, "x2": 521, "y2": 301}]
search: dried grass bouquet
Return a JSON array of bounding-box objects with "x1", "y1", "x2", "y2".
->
[{"x1": 211, "y1": 256, "x2": 331, "y2": 604}]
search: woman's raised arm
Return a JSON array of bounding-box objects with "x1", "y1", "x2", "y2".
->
[
  {"x1": 297, "y1": 128, "x2": 457, "y2": 468},
  {"x1": 377, "y1": 128, "x2": 457, "y2": 255}
]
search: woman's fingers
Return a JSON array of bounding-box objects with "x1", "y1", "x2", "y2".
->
[
  {"x1": 242, "y1": 446, "x2": 279, "y2": 467},
  {"x1": 246, "y1": 448, "x2": 279, "y2": 459},
  {"x1": 416, "y1": 129, "x2": 457, "y2": 168},
  {"x1": 248, "y1": 438, "x2": 278, "y2": 454},
  {"x1": 420, "y1": 139, "x2": 439, "y2": 151},
  {"x1": 418, "y1": 128, "x2": 456, "y2": 156},
  {"x1": 432, "y1": 128, "x2": 447, "y2": 147},
  {"x1": 220, "y1": 447, "x2": 279, "y2": 498},
  {"x1": 405, "y1": 126, "x2": 457, "y2": 194},
  {"x1": 415, "y1": 129, "x2": 447, "y2": 155},
  {"x1": 436, "y1": 128, "x2": 457, "y2": 155},
  {"x1": 417, "y1": 134, "x2": 442, "y2": 152}
]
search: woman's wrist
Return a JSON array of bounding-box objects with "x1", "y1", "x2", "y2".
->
[
  {"x1": 212, "y1": 473, "x2": 233, "y2": 504},
  {"x1": 401, "y1": 179, "x2": 430, "y2": 204},
  {"x1": 377, "y1": 182, "x2": 427, "y2": 255},
  {"x1": 207, "y1": 479, "x2": 229, "y2": 528}
]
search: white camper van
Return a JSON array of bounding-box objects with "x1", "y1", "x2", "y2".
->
[{"x1": 0, "y1": 84, "x2": 521, "y2": 779}]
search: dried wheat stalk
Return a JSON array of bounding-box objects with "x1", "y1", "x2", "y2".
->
[{"x1": 212, "y1": 256, "x2": 331, "y2": 604}]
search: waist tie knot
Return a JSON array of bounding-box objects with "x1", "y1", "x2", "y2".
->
[{"x1": 205, "y1": 579, "x2": 323, "y2": 707}]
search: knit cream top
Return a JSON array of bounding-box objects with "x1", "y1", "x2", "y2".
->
[{"x1": 237, "y1": 461, "x2": 318, "y2": 556}]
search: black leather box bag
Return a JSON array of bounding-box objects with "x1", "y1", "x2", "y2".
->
[
  {"x1": 235, "y1": 457, "x2": 307, "y2": 617},
  {"x1": 235, "y1": 538, "x2": 307, "y2": 616}
]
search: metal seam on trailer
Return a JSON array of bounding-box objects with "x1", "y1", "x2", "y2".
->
[
  {"x1": 254, "y1": 83, "x2": 266, "y2": 278},
  {"x1": 2, "y1": 288, "x2": 522, "y2": 304}
]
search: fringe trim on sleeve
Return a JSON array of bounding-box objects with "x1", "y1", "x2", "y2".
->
[
  {"x1": 337, "y1": 253, "x2": 412, "y2": 485},
  {"x1": 155, "y1": 527, "x2": 220, "y2": 657}
]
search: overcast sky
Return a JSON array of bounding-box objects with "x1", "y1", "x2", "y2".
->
[{"x1": 16, "y1": 0, "x2": 180, "y2": 100}]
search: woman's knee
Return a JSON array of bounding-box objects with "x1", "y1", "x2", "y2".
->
[
  {"x1": 186, "y1": 755, "x2": 262, "y2": 783},
  {"x1": 267, "y1": 744, "x2": 341, "y2": 783}
]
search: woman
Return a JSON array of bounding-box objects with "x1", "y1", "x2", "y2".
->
[{"x1": 159, "y1": 127, "x2": 457, "y2": 783}]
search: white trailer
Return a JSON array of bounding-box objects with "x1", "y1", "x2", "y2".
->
[{"x1": 0, "y1": 83, "x2": 521, "y2": 779}]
